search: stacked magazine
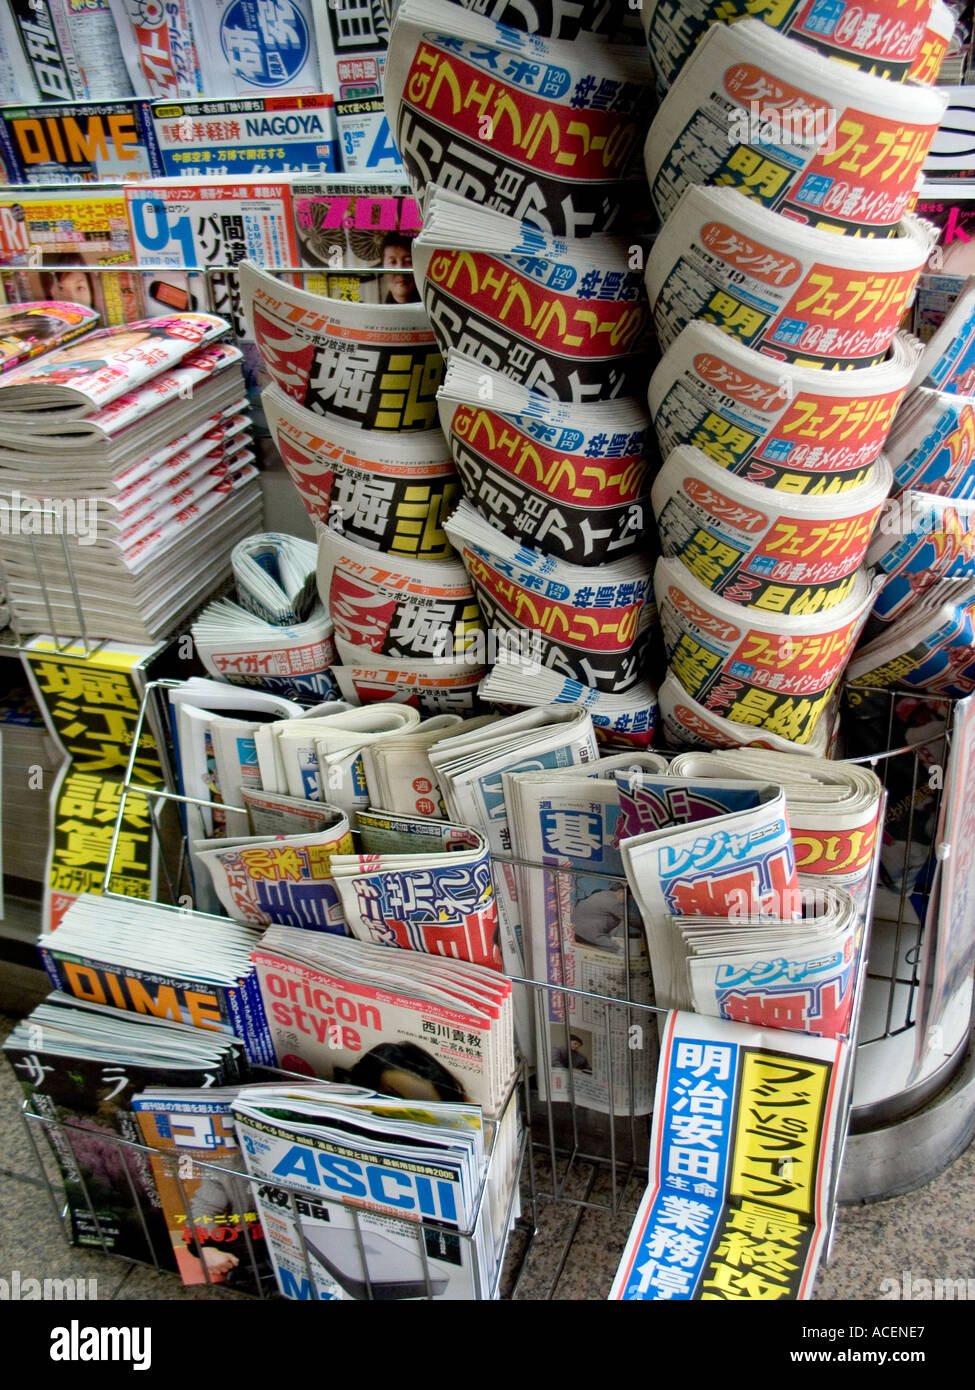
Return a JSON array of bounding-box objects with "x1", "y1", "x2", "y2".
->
[
  {"x1": 5, "y1": 991, "x2": 243, "y2": 1262},
  {"x1": 0, "y1": 317, "x2": 261, "y2": 642},
  {"x1": 0, "y1": 301, "x2": 100, "y2": 373},
  {"x1": 231, "y1": 1080, "x2": 520, "y2": 1300},
  {"x1": 251, "y1": 927, "x2": 515, "y2": 1115},
  {"x1": 38, "y1": 893, "x2": 275, "y2": 1066}
]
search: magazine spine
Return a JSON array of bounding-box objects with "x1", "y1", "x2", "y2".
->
[
  {"x1": 0, "y1": 113, "x2": 24, "y2": 183},
  {"x1": 134, "y1": 98, "x2": 165, "y2": 177}
]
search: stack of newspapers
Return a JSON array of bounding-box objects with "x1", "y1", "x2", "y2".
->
[
  {"x1": 640, "y1": 7, "x2": 951, "y2": 756},
  {"x1": 849, "y1": 282, "x2": 975, "y2": 696},
  {"x1": 0, "y1": 314, "x2": 260, "y2": 642}
]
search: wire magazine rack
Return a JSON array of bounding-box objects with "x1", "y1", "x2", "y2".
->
[{"x1": 17, "y1": 678, "x2": 885, "y2": 1300}]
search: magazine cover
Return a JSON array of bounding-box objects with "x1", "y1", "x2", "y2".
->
[
  {"x1": 108, "y1": 0, "x2": 206, "y2": 98},
  {"x1": 0, "y1": 302, "x2": 99, "y2": 375},
  {"x1": 0, "y1": 100, "x2": 163, "y2": 185},
  {"x1": 150, "y1": 95, "x2": 340, "y2": 177},
  {"x1": 6, "y1": 0, "x2": 132, "y2": 101},
  {"x1": 192, "y1": 0, "x2": 323, "y2": 98},
  {"x1": 133, "y1": 1089, "x2": 273, "y2": 1292}
]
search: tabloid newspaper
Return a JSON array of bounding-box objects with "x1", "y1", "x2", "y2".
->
[
  {"x1": 647, "y1": 185, "x2": 933, "y2": 368},
  {"x1": 329, "y1": 808, "x2": 503, "y2": 970},
  {"x1": 504, "y1": 754, "x2": 668, "y2": 1115},
  {"x1": 194, "y1": 814, "x2": 355, "y2": 933},
  {"x1": 385, "y1": 0, "x2": 656, "y2": 238},
  {"x1": 649, "y1": 321, "x2": 919, "y2": 497},
  {"x1": 239, "y1": 258, "x2": 444, "y2": 431},
  {"x1": 610, "y1": 1012, "x2": 849, "y2": 1300},
  {"x1": 479, "y1": 651, "x2": 660, "y2": 746},
  {"x1": 865, "y1": 492, "x2": 975, "y2": 626},
  {"x1": 192, "y1": 599, "x2": 338, "y2": 703},
  {"x1": 5, "y1": 0, "x2": 133, "y2": 101},
  {"x1": 644, "y1": 0, "x2": 938, "y2": 89},
  {"x1": 656, "y1": 555, "x2": 880, "y2": 750},
  {"x1": 445, "y1": 499, "x2": 654, "y2": 694},
  {"x1": 652, "y1": 445, "x2": 892, "y2": 617},
  {"x1": 910, "y1": 277, "x2": 975, "y2": 392},
  {"x1": 264, "y1": 382, "x2": 458, "y2": 557},
  {"x1": 645, "y1": 19, "x2": 947, "y2": 235},
  {"x1": 108, "y1": 0, "x2": 206, "y2": 99},
  {"x1": 885, "y1": 386, "x2": 975, "y2": 499},
  {"x1": 412, "y1": 187, "x2": 651, "y2": 404},
  {"x1": 437, "y1": 355, "x2": 651, "y2": 564}
]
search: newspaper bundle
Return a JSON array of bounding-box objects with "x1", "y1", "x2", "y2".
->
[
  {"x1": 649, "y1": 321, "x2": 919, "y2": 496},
  {"x1": 647, "y1": 185, "x2": 933, "y2": 366},
  {"x1": 866, "y1": 492, "x2": 975, "y2": 626},
  {"x1": 886, "y1": 388, "x2": 975, "y2": 499},
  {"x1": 231, "y1": 534, "x2": 318, "y2": 627},
  {"x1": 359, "y1": 712, "x2": 488, "y2": 818},
  {"x1": 667, "y1": 880, "x2": 860, "y2": 1038},
  {"x1": 610, "y1": 1012, "x2": 849, "y2": 1300},
  {"x1": 264, "y1": 383, "x2": 459, "y2": 559},
  {"x1": 192, "y1": 601, "x2": 338, "y2": 704},
  {"x1": 330, "y1": 654, "x2": 487, "y2": 712},
  {"x1": 194, "y1": 814, "x2": 355, "y2": 933},
  {"x1": 252, "y1": 928, "x2": 515, "y2": 1114},
  {"x1": 329, "y1": 809, "x2": 503, "y2": 970},
  {"x1": 412, "y1": 188, "x2": 651, "y2": 403},
  {"x1": 317, "y1": 522, "x2": 483, "y2": 666},
  {"x1": 657, "y1": 556, "x2": 878, "y2": 747},
  {"x1": 479, "y1": 650, "x2": 659, "y2": 747},
  {"x1": 911, "y1": 0, "x2": 956, "y2": 85},
  {"x1": 239, "y1": 259, "x2": 444, "y2": 433},
  {"x1": 658, "y1": 669, "x2": 834, "y2": 757},
  {"x1": 445, "y1": 500, "x2": 654, "y2": 694},
  {"x1": 504, "y1": 755, "x2": 667, "y2": 1115},
  {"x1": 384, "y1": 0, "x2": 656, "y2": 238},
  {"x1": 645, "y1": 19, "x2": 948, "y2": 235},
  {"x1": 653, "y1": 445, "x2": 892, "y2": 615},
  {"x1": 429, "y1": 706, "x2": 599, "y2": 1042},
  {"x1": 619, "y1": 785, "x2": 799, "y2": 1011},
  {"x1": 438, "y1": 355, "x2": 651, "y2": 564},
  {"x1": 643, "y1": 0, "x2": 938, "y2": 90},
  {"x1": 232, "y1": 1083, "x2": 515, "y2": 1300},
  {"x1": 846, "y1": 575, "x2": 975, "y2": 696},
  {"x1": 667, "y1": 749, "x2": 883, "y2": 910}
]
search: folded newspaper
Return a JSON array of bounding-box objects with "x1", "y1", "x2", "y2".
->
[
  {"x1": 667, "y1": 749, "x2": 882, "y2": 911},
  {"x1": 437, "y1": 354, "x2": 651, "y2": 564},
  {"x1": 359, "y1": 712, "x2": 488, "y2": 818},
  {"x1": 846, "y1": 575, "x2": 975, "y2": 696},
  {"x1": 652, "y1": 445, "x2": 891, "y2": 615},
  {"x1": 194, "y1": 814, "x2": 355, "y2": 933},
  {"x1": 479, "y1": 650, "x2": 659, "y2": 747},
  {"x1": 657, "y1": 555, "x2": 879, "y2": 748},
  {"x1": 658, "y1": 669, "x2": 835, "y2": 758},
  {"x1": 643, "y1": 0, "x2": 938, "y2": 88},
  {"x1": 865, "y1": 492, "x2": 975, "y2": 627},
  {"x1": 385, "y1": 0, "x2": 655, "y2": 237},
  {"x1": 647, "y1": 185, "x2": 933, "y2": 367},
  {"x1": 645, "y1": 19, "x2": 947, "y2": 235},
  {"x1": 412, "y1": 187, "x2": 651, "y2": 403},
  {"x1": 619, "y1": 785, "x2": 800, "y2": 1021},
  {"x1": 885, "y1": 387, "x2": 975, "y2": 499},
  {"x1": 610, "y1": 1011, "x2": 849, "y2": 1300},
  {"x1": 263, "y1": 382, "x2": 459, "y2": 559},
  {"x1": 239, "y1": 259, "x2": 444, "y2": 432},
  {"x1": 648, "y1": 321, "x2": 919, "y2": 496},
  {"x1": 231, "y1": 533, "x2": 318, "y2": 627},
  {"x1": 191, "y1": 600, "x2": 339, "y2": 704},
  {"x1": 330, "y1": 808, "x2": 503, "y2": 971},
  {"x1": 445, "y1": 499, "x2": 655, "y2": 694},
  {"x1": 503, "y1": 754, "x2": 668, "y2": 1116},
  {"x1": 317, "y1": 522, "x2": 483, "y2": 665}
]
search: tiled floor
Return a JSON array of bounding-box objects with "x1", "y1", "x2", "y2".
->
[{"x1": 2, "y1": 961, "x2": 972, "y2": 1302}]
